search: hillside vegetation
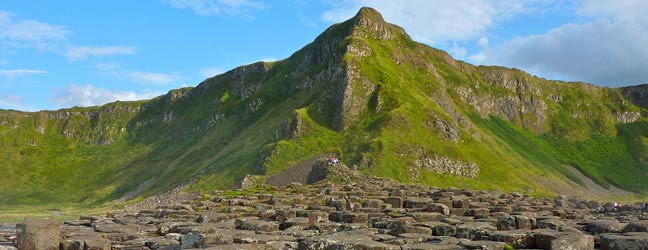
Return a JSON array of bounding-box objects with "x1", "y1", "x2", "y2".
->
[{"x1": 1, "y1": 7, "x2": 648, "y2": 208}]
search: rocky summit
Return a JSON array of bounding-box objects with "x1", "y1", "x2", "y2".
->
[{"x1": 2, "y1": 164, "x2": 648, "y2": 250}]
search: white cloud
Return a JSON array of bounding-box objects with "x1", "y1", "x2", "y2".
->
[
  {"x1": 0, "y1": 11, "x2": 68, "y2": 47},
  {"x1": 163, "y1": 0, "x2": 266, "y2": 17},
  {"x1": 50, "y1": 84, "x2": 160, "y2": 107},
  {"x1": 93, "y1": 62, "x2": 121, "y2": 72},
  {"x1": 0, "y1": 11, "x2": 136, "y2": 60},
  {"x1": 489, "y1": 1, "x2": 648, "y2": 86},
  {"x1": 93, "y1": 63, "x2": 182, "y2": 86},
  {"x1": 0, "y1": 69, "x2": 47, "y2": 77},
  {"x1": 64, "y1": 46, "x2": 137, "y2": 61},
  {"x1": 322, "y1": 0, "x2": 530, "y2": 44},
  {"x1": 128, "y1": 71, "x2": 180, "y2": 85},
  {"x1": 258, "y1": 57, "x2": 277, "y2": 62},
  {"x1": 477, "y1": 36, "x2": 489, "y2": 48},
  {"x1": 469, "y1": 52, "x2": 487, "y2": 63},
  {"x1": 449, "y1": 43, "x2": 467, "y2": 58},
  {"x1": 0, "y1": 94, "x2": 32, "y2": 111},
  {"x1": 200, "y1": 67, "x2": 224, "y2": 78},
  {"x1": 577, "y1": 0, "x2": 646, "y2": 23}
]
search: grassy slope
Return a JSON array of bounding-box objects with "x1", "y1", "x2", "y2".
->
[
  {"x1": 258, "y1": 16, "x2": 648, "y2": 196},
  {"x1": 1, "y1": 8, "x2": 647, "y2": 211}
]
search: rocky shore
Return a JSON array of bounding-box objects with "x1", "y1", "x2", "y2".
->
[{"x1": 2, "y1": 165, "x2": 648, "y2": 250}]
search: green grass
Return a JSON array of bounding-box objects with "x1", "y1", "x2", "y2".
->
[{"x1": 2, "y1": 9, "x2": 648, "y2": 212}]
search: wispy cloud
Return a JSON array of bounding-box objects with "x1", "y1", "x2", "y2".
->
[
  {"x1": 0, "y1": 11, "x2": 68, "y2": 49},
  {"x1": 163, "y1": 0, "x2": 267, "y2": 18},
  {"x1": 128, "y1": 71, "x2": 180, "y2": 85},
  {"x1": 0, "y1": 69, "x2": 47, "y2": 77},
  {"x1": 200, "y1": 67, "x2": 224, "y2": 78},
  {"x1": 50, "y1": 84, "x2": 160, "y2": 107},
  {"x1": 0, "y1": 11, "x2": 136, "y2": 60},
  {"x1": 0, "y1": 93, "x2": 33, "y2": 111},
  {"x1": 488, "y1": 0, "x2": 648, "y2": 86},
  {"x1": 93, "y1": 63, "x2": 182, "y2": 86},
  {"x1": 322, "y1": 0, "x2": 529, "y2": 45},
  {"x1": 64, "y1": 46, "x2": 137, "y2": 61}
]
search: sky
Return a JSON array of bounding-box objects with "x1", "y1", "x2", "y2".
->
[{"x1": 1, "y1": 0, "x2": 647, "y2": 111}]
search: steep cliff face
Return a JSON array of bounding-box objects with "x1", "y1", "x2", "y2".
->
[
  {"x1": 621, "y1": 84, "x2": 648, "y2": 110},
  {"x1": 2, "y1": 7, "x2": 648, "y2": 207}
]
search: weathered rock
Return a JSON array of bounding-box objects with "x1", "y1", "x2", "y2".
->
[
  {"x1": 308, "y1": 211, "x2": 329, "y2": 225},
  {"x1": 600, "y1": 232, "x2": 648, "y2": 250},
  {"x1": 409, "y1": 212, "x2": 444, "y2": 222},
  {"x1": 9, "y1": 164, "x2": 648, "y2": 250},
  {"x1": 455, "y1": 222, "x2": 495, "y2": 240},
  {"x1": 489, "y1": 230, "x2": 535, "y2": 249},
  {"x1": 179, "y1": 233, "x2": 204, "y2": 249},
  {"x1": 144, "y1": 237, "x2": 180, "y2": 250},
  {"x1": 496, "y1": 216, "x2": 516, "y2": 230},
  {"x1": 585, "y1": 220, "x2": 625, "y2": 234},
  {"x1": 298, "y1": 234, "x2": 399, "y2": 250},
  {"x1": 623, "y1": 220, "x2": 648, "y2": 233},
  {"x1": 534, "y1": 230, "x2": 594, "y2": 250},
  {"x1": 536, "y1": 218, "x2": 565, "y2": 231},
  {"x1": 16, "y1": 219, "x2": 60, "y2": 250},
  {"x1": 404, "y1": 198, "x2": 435, "y2": 209},
  {"x1": 83, "y1": 238, "x2": 111, "y2": 250},
  {"x1": 401, "y1": 243, "x2": 463, "y2": 250},
  {"x1": 459, "y1": 240, "x2": 506, "y2": 250},
  {"x1": 426, "y1": 204, "x2": 450, "y2": 215},
  {"x1": 384, "y1": 197, "x2": 403, "y2": 209},
  {"x1": 236, "y1": 219, "x2": 279, "y2": 232}
]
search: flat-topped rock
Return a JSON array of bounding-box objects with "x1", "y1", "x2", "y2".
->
[
  {"x1": 600, "y1": 232, "x2": 648, "y2": 250},
  {"x1": 16, "y1": 219, "x2": 60, "y2": 250}
]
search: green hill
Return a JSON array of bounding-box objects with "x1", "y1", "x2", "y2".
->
[{"x1": 2, "y1": 7, "x2": 648, "y2": 208}]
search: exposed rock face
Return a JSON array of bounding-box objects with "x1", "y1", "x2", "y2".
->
[
  {"x1": 413, "y1": 156, "x2": 479, "y2": 179},
  {"x1": 231, "y1": 62, "x2": 269, "y2": 99},
  {"x1": 428, "y1": 116, "x2": 461, "y2": 143},
  {"x1": 457, "y1": 68, "x2": 548, "y2": 132},
  {"x1": 351, "y1": 7, "x2": 403, "y2": 40},
  {"x1": 615, "y1": 111, "x2": 641, "y2": 123},
  {"x1": 315, "y1": 7, "x2": 408, "y2": 131},
  {"x1": 621, "y1": 84, "x2": 648, "y2": 110},
  {"x1": 238, "y1": 175, "x2": 265, "y2": 189},
  {"x1": 405, "y1": 147, "x2": 479, "y2": 179}
]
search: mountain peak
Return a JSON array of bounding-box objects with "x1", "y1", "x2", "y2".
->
[
  {"x1": 353, "y1": 7, "x2": 386, "y2": 24},
  {"x1": 347, "y1": 7, "x2": 407, "y2": 40}
]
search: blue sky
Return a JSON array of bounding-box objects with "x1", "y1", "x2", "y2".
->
[{"x1": 1, "y1": 0, "x2": 647, "y2": 111}]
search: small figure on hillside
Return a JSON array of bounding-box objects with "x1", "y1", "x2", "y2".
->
[{"x1": 614, "y1": 202, "x2": 618, "y2": 211}]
